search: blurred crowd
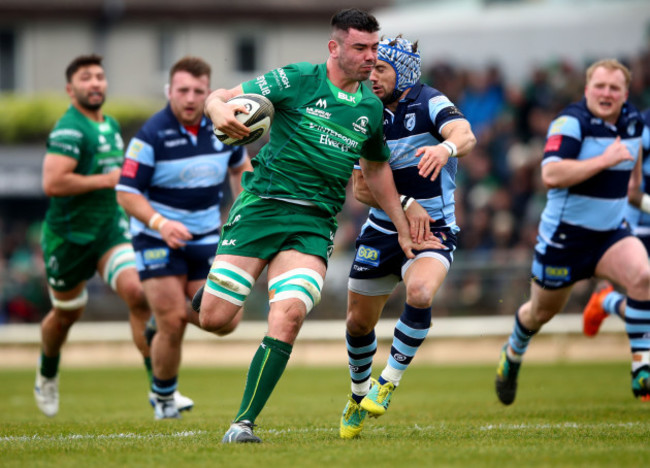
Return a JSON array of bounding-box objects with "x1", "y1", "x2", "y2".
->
[{"x1": 3, "y1": 49, "x2": 650, "y2": 323}]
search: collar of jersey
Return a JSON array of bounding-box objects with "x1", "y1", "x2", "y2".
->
[{"x1": 325, "y1": 78, "x2": 363, "y2": 107}]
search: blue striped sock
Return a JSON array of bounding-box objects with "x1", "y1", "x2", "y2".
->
[
  {"x1": 382, "y1": 304, "x2": 431, "y2": 385},
  {"x1": 152, "y1": 375, "x2": 178, "y2": 398},
  {"x1": 346, "y1": 330, "x2": 376, "y2": 402},
  {"x1": 507, "y1": 311, "x2": 537, "y2": 356},
  {"x1": 603, "y1": 291, "x2": 625, "y2": 317},
  {"x1": 624, "y1": 297, "x2": 650, "y2": 363}
]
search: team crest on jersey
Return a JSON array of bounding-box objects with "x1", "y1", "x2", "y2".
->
[
  {"x1": 628, "y1": 120, "x2": 638, "y2": 136},
  {"x1": 352, "y1": 116, "x2": 369, "y2": 134},
  {"x1": 211, "y1": 134, "x2": 225, "y2": 151},
  {"x1": 405, "y1": 113, "x2": 416, "y2": 131}
]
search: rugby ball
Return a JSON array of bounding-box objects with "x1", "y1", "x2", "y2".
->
[{"x1": 213, "y1": 94, "x2": 274, "y2": 146}]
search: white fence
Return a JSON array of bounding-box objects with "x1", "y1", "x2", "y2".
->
[{"x1": 0, "y1": 314, "x2": 625, "y2": 345}]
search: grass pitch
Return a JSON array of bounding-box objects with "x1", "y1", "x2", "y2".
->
[{"x1": 2, "y1": 362, "x2": 650, "y2": 467}]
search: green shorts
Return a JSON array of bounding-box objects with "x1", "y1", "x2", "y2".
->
[
  {"x1": 41, "y1": 212, "x2": 132, "y2": 291},
  {"x1": 218, "y1": 191, "x2": 337, "y2": 264}
]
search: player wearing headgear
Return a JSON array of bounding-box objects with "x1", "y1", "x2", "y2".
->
[
  {"x1": 494, "y1": 59, "x2": 648, "y2": 405},
  {"x1": 339, "y1": 35, "x2": 476, "y2": 439}
]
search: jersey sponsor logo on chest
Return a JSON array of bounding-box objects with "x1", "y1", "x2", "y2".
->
[{"x1": 164, "y1": 138, "x2": 188, "y2": 148}]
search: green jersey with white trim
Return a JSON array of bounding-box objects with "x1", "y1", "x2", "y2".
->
[
  {"x1": 45, "y1": 105, "x2": 126, "y2": 244},
  {"x1": 241, "y1": 62, "x2": 389, "y2": 216}
]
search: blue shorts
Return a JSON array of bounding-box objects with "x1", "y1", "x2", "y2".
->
[
  {"x1": 532, "y1": 224, "x2": 631, "y2": 289},
  {"x1": 132, "y1": 233, "x2": 218, "y2": 281},
  {"x1": 348, "y1": 223, "x2": 457, "y2": 296}
]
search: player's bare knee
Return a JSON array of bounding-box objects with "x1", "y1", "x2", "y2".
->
[
  {"x1": 405, "y1": 281, "x2": 434, "y2": 309},
  {"x1": 269, "y1": 301, "x2": 306, "y2": 339},
  {"x1": 120, "y1": 281, "x2": 147, "y2": 310},
  {"x1": 628, "y1": 267, "x2": 650, "y2": 299},
  {"x1": 198, "y1": 307, "x2": 234, "y2": 333},
  {"x1": 49, "y1": 289, "x2": 87, "y2": 325},
  {"x1": 346, "y1": 315, "x2": 374, "y2": 336},
  {"x1": 52, "y1": 307, "x2": 83, "y2": 327}
]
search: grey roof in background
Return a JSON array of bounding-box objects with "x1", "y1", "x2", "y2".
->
[{"x1": 0, "y1": 0, "x2": 392, "y2": 20}]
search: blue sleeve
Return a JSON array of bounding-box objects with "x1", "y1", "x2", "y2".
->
[{"x1": 542, "y1": 115, "x2": 583, "y2": 162}]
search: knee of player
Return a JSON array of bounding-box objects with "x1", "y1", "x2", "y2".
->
[
  {"x1": 198, "y1": 307, "x2": 234, "y2": 333},
  {"x1": 345, "y1": 313, "x2": 375, "y2": 336},
  {"x1": 158, "y1": 312, "x2": 187, "y2": 334},
  {"x1": 212, "y1": 312, "x2": 242, "y2": 337},
  {"x1": 121, "y1": 283, "x2": 148, "y2": 312},
  {"x1": 51, "y1": 306, "x2": 84, "y2": 326},
  {"x1": 404, "y1": 281, "x2": 434, "y2": 309},
  {"x1": 628, "y1": 267, "x2": 650, "y2": 299},
  {"x1": 49, "y1": 289, "x2": 87, "y2": 323}
]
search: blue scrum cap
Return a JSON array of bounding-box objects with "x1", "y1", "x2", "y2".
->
[{"x1": 377, "y1": 35, "x2": 421, "y2": 94}]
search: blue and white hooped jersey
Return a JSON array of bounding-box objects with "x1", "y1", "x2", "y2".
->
[
  {"x1": 537, "y1": 99, "x2": 644, "y2": 250},
  {"x1": 623, "y1": 109, "x2": 650, "y2": 237},
  {"x1": 356, "y1": 82, "x2": 466, "y2": 235},
  {"x1": 116, "y1": 104, "x2": 247, "y2": 243}
]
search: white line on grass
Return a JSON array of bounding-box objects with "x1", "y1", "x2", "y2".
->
[
  {"x1": 3, "y1": 422, "x2": 647, "y2": 443},
  {"x1": 0, "y1": 430, "x2": 209, "y2": 443},
  {"x1": 480, "y1": 422, "x2": 645, "y2": 431}
]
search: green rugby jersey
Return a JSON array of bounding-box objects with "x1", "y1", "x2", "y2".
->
[
  {"x1": 45, "y1": 105, "x2": 125, "y2": 244},
  {"x1": 241, "y1": 62, "x2": 389, "y2": 216}
]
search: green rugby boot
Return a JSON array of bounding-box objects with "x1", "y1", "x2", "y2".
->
[
  {"x1": 360, "y1": 378, "x2": 395, "y2": 417},
  {"x1": 495, "y1": 343, "x2": 521, "y2": 405},
  {"x1": 340, "y1": 396, "x2": 368, "y2": 439}
]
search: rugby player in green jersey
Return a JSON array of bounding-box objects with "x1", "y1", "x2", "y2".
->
[
  {"x1": 35, "y1": 54, "x2": 191, "y2": 417},
  {"x1": 196, "y1": 9, "x2": 442, "y2": 443}
]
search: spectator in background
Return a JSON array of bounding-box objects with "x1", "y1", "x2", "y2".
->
[{"x1": 116, "y1": 56, "x2": 252, "y2": 420}]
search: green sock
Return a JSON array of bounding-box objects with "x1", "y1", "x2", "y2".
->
[
  {"x1": 234, "y1": 336, "x2": 292, "y2": 423},
  {"x1": 40, "y1": 351, "x2": 60, "y2": 378},
  {"x1": 144, "y1": 356, "x2": 153, "y2": 387}
]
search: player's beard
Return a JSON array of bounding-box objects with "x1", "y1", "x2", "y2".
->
[
  {"x1": 338, "y1": 55, "x2": 374, "y2": 83},
  {"x1": 76, "y1": 91, "x2": 105, "y2": 111}
]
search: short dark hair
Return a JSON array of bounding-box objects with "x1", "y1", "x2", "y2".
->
[
  {"x1": 65, "y1": 54, "x2": 103, "y2": 82},
  {"x1": 331, "y1": 8, "x2": 380, "y2": 34},
  {"x1": 169, "y1": 56, "x2": 211, "y2": 83}
]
